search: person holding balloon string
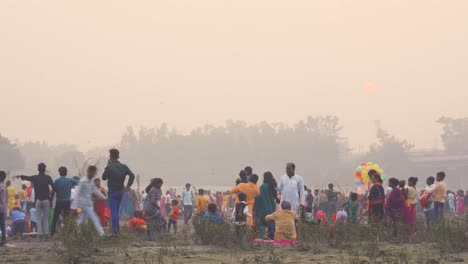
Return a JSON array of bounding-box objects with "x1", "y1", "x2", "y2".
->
[{"x1": 368, "y1": 172, "x2": 385, "y2": 223}]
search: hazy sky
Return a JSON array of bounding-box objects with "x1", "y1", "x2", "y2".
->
[{"x1": 1, "y1": 1, "x2": 467, "y2": 152}]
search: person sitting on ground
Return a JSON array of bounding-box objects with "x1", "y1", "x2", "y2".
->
[
  {"x1": 11, "y1": 207, "x2": 26, "y2": 239},
  {"x1": 265, "y1": 201, "x2": 299, "y2": 241},
  {"x1": 202, "y1": 203, "x2": 226, "y2": 225},
  {"x1": 195, "y1": 189, "x2": 210, "y2": 215},
  {"x1": 232, "y1": 192, "x2": 251, "y2": 226},
  {"x1": 128, "y1": 210, "x2": 147, "y2": 232}
]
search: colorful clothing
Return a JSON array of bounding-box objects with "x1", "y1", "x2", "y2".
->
[
  {"x1": 195, "y1": 196, "x2": 210, "y2": 214},
  {"x1": 265, "y1": 210, "x2": 298, "y2": 241},
  {"x1": 7, "y1": 186, "x2": 16, "y2": 210},
  {"x1": 230, "y1": 182, "x2": 260, "y2": 226},
  {"x1": 202, "y1": 212, "x2": 226, "y2": 225}
]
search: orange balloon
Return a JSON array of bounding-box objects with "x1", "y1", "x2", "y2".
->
[{"x1": 363, "y1": 82, "x2": 375, "y2": 93}]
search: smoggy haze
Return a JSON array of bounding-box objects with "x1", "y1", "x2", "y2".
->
[{"x1": 1, "y1": 1, "x2": 467, "y2": 151}]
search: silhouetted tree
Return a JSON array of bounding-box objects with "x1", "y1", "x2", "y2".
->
[
  {"x1": 437, "y1": 117, "x2": 468, "y2": 155},
  {"x1": 0, "y1": 134, "x2": 25, "y2": 176}
]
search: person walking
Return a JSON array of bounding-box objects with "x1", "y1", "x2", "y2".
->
[{"x1": 50, "y1": 167, "x2": 78, "y2": 237}]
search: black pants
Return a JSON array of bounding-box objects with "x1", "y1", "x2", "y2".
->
[
  {"x1": 12, "y1": 220, "x2": 26, "y2": 237},
  {"x1": 168, "y1": 219, "x2": 177, "y2": 234},
  {"x1": 183, "y1": 205, "x2": 193, "y2": 224},
  {"x1": 51, "y1": 200, "x2": 71, "y2": 236}
]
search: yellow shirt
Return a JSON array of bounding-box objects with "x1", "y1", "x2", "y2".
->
[
  {"x1": 7, "y1": 186, "x2": 16, "y2": 209},
  {"x1": 19, "y1": 189, "x2": 27, "y2": 202},
  {"x1": 265, "y1": 210, "x2": 299, "y2": 241},
  {"x1": 195, "y1": 196, "x2": 209, "y2": 213},
  {"x1": 230, "y1": 182, "x2": 260, "y2": 225},
  {"x1": 222, "y1": 196, "x2": 229, "y2": 207}
]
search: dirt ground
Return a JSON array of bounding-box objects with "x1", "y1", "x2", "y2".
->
[{"x1": 1, "y1": 235, "x2": 468, "y2": 264}]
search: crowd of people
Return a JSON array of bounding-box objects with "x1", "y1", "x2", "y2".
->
[{"x1": 0, "y1": 149, "x2": 467, "y2": 247}]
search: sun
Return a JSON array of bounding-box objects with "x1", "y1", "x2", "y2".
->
[{"x1": 362, "y1": 82, "x2": 376, "y2": 94}]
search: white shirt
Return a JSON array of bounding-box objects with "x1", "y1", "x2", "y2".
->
[
  {"x1": 76, "y1": 177, "x2": 106, "y2": 208},
  {"x1": 277, "y1": 174, "x2": 305, "y2": 213},
  {"x1": 424, "y1": 184, "x2": 435, "y2": 212}
]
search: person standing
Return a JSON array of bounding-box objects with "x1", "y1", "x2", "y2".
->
[
  {"x1": 422, "y1": 176, "x2": 435, "y2": 229},
  {"x1": 253, "y1": 172, "x2": 277, "y2": 239},
  {"x1": 164, "y1": 191, "x2": 172, "y2": 218},
  {"x1": 102, "y1": 149, "x2": 135, "y2": 235},
  {"x1": 425, "y1": 171, "x2": 448, "y2": 222},
  {"x1": 6, "y1": 181, "x2": 15, "y2": 217},
  {"x1": 94, "y1": 178, "x2": 108, "y2": 227},
  {"x1": 0, "y1": 171, "x2": 7, "y2": 246},
  {"x1": 277, "y1": 163, "x2": 305, "y2": 214},
  {"x1": 325, "y1": 183, "x2": 339, "y2": 218},
  {"x1": 19, "y1": 184, "x2": 27, "y2": 212},
  {"x1": 230, "y1": 174, "x2": 260, "y2": 226},
  {"x1": 50, "y1": 167, "x2": 78, "y2": 237},
  {"x1": 77, "y1": 166, "x2": 107, "y2": 236},
  {"x1": 181, "y1": 183, "x2": 193, "y2": 224},
  {"x1": 368, "y1": 174, "x2": 385, "y2": 223},
  {"x1": 16, "y1": 163, "x2": 56, "y2": 239}
]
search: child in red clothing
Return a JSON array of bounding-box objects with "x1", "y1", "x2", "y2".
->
[{"x1": 168, "y1": 200, "x2": 179, "y2": 234}]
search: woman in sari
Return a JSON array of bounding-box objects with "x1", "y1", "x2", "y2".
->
[
  {"x1": 386, "y1": 178, "x2": 407, "y2": 237},
  {"x1": 254, "y1": 172, "x2": 277, "y2": 240},
  {"x1": 143, "y1": 178, "x2": 167, "y2": 241},
  {"x1": 94, "y1": 179, "x2": 108, "y2": 227},
  {"x1": 368, "y1": 173, "x2": 385, "y2": 223}
]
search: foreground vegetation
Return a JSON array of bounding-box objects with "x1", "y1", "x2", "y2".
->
[{"x1": 35, "y1": 215, "x2": 468, "y2": 264}]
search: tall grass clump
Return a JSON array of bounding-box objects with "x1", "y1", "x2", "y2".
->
[{"x1": 58, "y1": 220, "x2": 99, "y2": 262}]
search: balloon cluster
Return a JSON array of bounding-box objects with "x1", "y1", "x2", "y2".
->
[{"x1": 353, "y1": 162, "x2": 385, "y2": 186}]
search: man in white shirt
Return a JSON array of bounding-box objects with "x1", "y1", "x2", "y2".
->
[
  {"x1": 181, "y1": 183, "x2": 193, "y2": 224},
  {"x1": 277, "y1": 163, "x2": 305, "y2": 214},
  {"x1": 76, "y1": 166, "x2": 107, "y2": 236}
]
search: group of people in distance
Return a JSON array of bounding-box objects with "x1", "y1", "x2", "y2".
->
[{"x1": 0, "y1": 148, "x2": 464, "y2": 247}]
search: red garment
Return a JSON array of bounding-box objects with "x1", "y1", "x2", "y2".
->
[
  {"x1": 27, "y1": 186, "x2": 32, "y2": 198},
  {"x1": 169, "y1": 206, "x2": 179, "y2": 220},
  {"x1": 94, "y1": 187, "x2": 108, "y2": 227},
  {"x1": 128, "y1": 217, "x2": 147, "y2": 231}
]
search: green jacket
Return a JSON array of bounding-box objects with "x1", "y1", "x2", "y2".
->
[{"x1": 102, "y1": 160, "x2": 135, "y2": 193}]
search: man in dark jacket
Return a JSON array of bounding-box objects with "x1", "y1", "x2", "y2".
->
[
  {"x1": 102, "y1": 149, "x2": 135, "y2": 235},
  {"x1": 16, "y1": 163, "x2": 56, "y2": 238}
]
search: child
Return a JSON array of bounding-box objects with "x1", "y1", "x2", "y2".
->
[
  {"x1": 11, "y1": 207, "x2": 26, "y2": 239},
  {"x1": 195, "y1": 189, "x2": 209, "y2": 216},
  {"x1": 265, "y1": 201, "x2": 298, "y2": 241},
  {"x1": 202, "y1": 203, "x2": 226, "y2": 225},
  {"x1": 231, "y1": 192, "x2": 252, "y2": 226},
  {"x1": 346, "y1": 192, "x2": 359, "y2": 224},
  {"x1": 19, "y1": 185, "x2": 27, "y2": 212},
  {"x1": 76, "y1": 166, "x2": 107, "y2": 236},
  {"x1": 6, "y1": 181, "x2": 15, "y2": 217},
  {"x1": 0, "y1": 171, "x2": 7, "y2": 246},
  {"x1": 168, "y1": 199, "x2": 179, "y2": 234},
  {"x1": 29, "y1": 206, "x2": 38, "y2": 232},
  {"x1": 222, "y1": 192, "x2": 230, "y2": 213}
]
